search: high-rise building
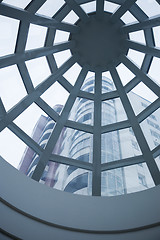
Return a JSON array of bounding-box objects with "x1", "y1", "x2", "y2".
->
[{"x1": 19, "y1": 77, "x2": 160, "y2": 196}]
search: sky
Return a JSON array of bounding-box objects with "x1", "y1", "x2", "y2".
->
[{"x1": 0, "y1": 0, "x2": 160, "y2": 167}]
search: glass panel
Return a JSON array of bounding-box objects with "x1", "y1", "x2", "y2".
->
[
  {"x1": 155, "y1": 155, "x2": 160, "y2": 171},
  {"x1": 121, "y1": 11, "x2": 138, "y2": 24},
  {"x1": 127, "y1": 49, "x2": 145, "y2": 68},
  {"x1": 54, "y1": 49, "x2": 72, "y2": 68},
  {"x1": 129, "y1": 30, "x2": 146, "y2": 45},
  {"x1": 101, "y1": 127, "x2": 142, "y2": 163},
  {"x1": 136, "y1": 0, "x2": 160, "y2": 17},
  {"x1": 54, "y1": 128, "x2": 93, "y2": 163},
  {"x1": 80, "y1": 71, "x2": 95, "y2": 92},
  {"x1": 63, "y1": 63, "x2": 82, "y2": 86},
  {"x1": 0, "y1": 65, "x2": 27, "y2": 111},
  {"x1": 63, "y1": 10, "x2": 79, "y2": 24},
  {"x1": 104, "y1": 1, "x2": 119, "y2": 13},
  {"x1": 13, "y1": 103, "x2": 54, "y2": 143},
  {"x1": 101, "y1": 168, "x2": 125, "y2": 196},
  {"x1": 41, "y1": 81, "x2": 69, "y2": 112},
  {"x1": 2, "y1": 0, "x2": 31, "y2": 9},
  {"x1": 116, "y1": 63, "x2": 135, "y2": 85},
  {"x1": 102, "y1": 163, "x2": 155, "y2": 196},
  {"x1": 102, "y1": 72, "x2": 116, "y2": 92},
  {"x1": 102, "y1": 97, "x2": 127, "y2": 126},
  {"x1": 153, "y1": 26, "x2": 160, "y2": 48},
  {"x1": 127, "y1": 83, "x2": 158, "y2": 115},
  {"x1": 25, "y1": 24, "x2": 47, "y2": 50},
  {"x1": 0, "y1": 16, "x2": 19, "y2": 57},
  {"x1": 0, "y1": 127, "x2": 31, "y2": 168},
  {"x1": 53, "y1": 162, "x2": 92, "y2": 196},
  {"x1": 140, "y1": 108, "x2": 160, "y2": 150},
  {"x1": 25, "y1": 57, "x2": 51, "y2": 87},
  {"x1": 148, "y1": 57, "x2": 160, "y2": 85},
  {"x1": 37, "y1": 0, "x2": 65, "y2": 18},
  {"x1": 68, "y1": 97, "x2": 94, "y2": 125},
  {"x1": 80, "y1": 1, "x2": 96, "y2": 14},
  {"x1": 54, "y1": 30, "x2": 70, "y2": 44},
  {"x1": 123, "y1": 163, "x2": 155, "y2": 193}
]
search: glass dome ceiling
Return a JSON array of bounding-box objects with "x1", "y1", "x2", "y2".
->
[{"x1": 0, "y1": 0, "x2": 160, "y2": 196}]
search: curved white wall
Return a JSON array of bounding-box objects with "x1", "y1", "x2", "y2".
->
[{"x1": 0, "y1": 156, "x2": 160, "y2": 239}]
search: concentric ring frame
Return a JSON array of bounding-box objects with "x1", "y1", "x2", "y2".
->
[{"x1": 0, "y1": 0, "x2": 160, "y2": 237}]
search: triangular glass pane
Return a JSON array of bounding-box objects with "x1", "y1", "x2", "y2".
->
[
  {"x1": 155, "y1": 156, "x2": 160, "y2": 171},
  {"x1": 63, "y1": 63, "x2": 82, "y2": 86},
  {"x1": 68, "y1": 97, "x2": 94, "y2": 125},
  {"x1": 54, "y1": 49, "x2": 72, "y2": 68},
  {"x1": 26, "y1": 56, "x2": 51, "y2": 87},
  {"x1": 101, "y1": 127, "x2": 142, "y2": 163},
  {"x1": 25, "y1": 24, "x2": 47, "y2": 50},
  {"x1": 41, "y1": 81, "x2": 69, "y2": 114},
  {"x1": 0, "y1": 16, "x2": 19, "y2": 57},
  {"x1": 102, "y1": 97, "x2": 127, "y2": 126},
  {"x1": 0, "y1": 65, "x2": 27, "y2": 111},
  {"x1": 116, "y1": 63, "x2": 135, "y2": 85},
  {"x1": 127, "y1": 82, "x2": 158, "y2": 115},
  {"x1": 140, "y1": 107, "x2": 160, "y2": 150},
  {"x1": 53, "y1": 127, "x2": 93, "y2": 163}
]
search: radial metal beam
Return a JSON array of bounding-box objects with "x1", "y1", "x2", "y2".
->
[
  {"x1": 96, "y1": 0, "x2": 104, "y2": 19},
  {"x1": 0, "y1": 3, "x2": 78, "y2": 33},
  {"x1": 25, "y1": 0, "x2": 47, "y2": 13},
  {"x1": 126, "y1": 40, "x2": 160, "y2": 58},
  {"x1": 122, "y1": 14, "x2": 160, "y2": 33},
  {"x1": 50, "y1": 154, "x2": 93, "y2": 171},
  {"x1": 0, "y1": 41, "x2": 75, "y2": 69},
  {"x1": 111, "y1": 0, "x2": 137, "y2": 23},
  {"x1": 137, "y1": 98, "x2": 160, "y2": 123},
  {"x1": 109, "y1": 66, "x2": 160, "y2": 186},
  {"x1": 35, "y1": 98, "x2": 59, "y2": 123},
  {"x1": 92, "y1": 69, "x2": 102, "y2": 196},
  {"x1": 120, "y1": 55, "x2": 160, "y2": 98},
  {"x1": 31, "y1": 67, "x2": 88, "y2": 181},
  {"x1": 0, "y1": 56, "x2": 77, "y2": 132},
  {"x1": 0, "y1": 98, "x2": 6, "y2": 119},
  {"x1": 17, "y1": 63, "x2": 34, "y2": 94},
  {"x1": 101, "y1": 155, "x2": 145, "y2": 171},
  {"x1": 64, "y1": 0, "x2": 89, "y2": 22},
  {"x1": 8, "y1": 122, "x2": 42, "y2": 155}
]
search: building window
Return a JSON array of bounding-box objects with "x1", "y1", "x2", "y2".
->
[
  {"x1": 141, "y1": 102, "x2": 148, "y2": 108},
  {"x1": 131, "y1": 140, "x2": 139, "y2": 151},
  {"x1": 150, "y1": 130, "x2": 160, "y2": 139},
  {"x1": 147, "y1": 119, "x2": 160, "y2": 130},
  {"x1": 138, "y1": 173, "x2": 147, "y2": 187},
  {"x1": 149, "y1": 114, "x2": 157, "y2": 121}
]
